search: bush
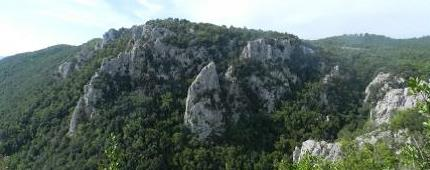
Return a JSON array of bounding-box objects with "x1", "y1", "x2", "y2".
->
[{"x1": 390, "y1": 109, "x2": 425, "y2": 132}]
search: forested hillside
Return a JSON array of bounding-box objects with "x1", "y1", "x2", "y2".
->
[{"x1": 0, "y1": 19, "x2": 429, "y2": 169}]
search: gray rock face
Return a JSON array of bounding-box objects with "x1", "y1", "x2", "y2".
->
[
  {"x1": 322, "y1": 65, "x2": 340, "y2": 84},
  {"x1": 102, "y1": 29, "x2": 120, "y2": 47},
  {"x1": 355, "y1": 129, "x2": 411, "y2": 151},
  {"x1": 67, "y1": 23, "x2": 321, "y2": 140},
  {"x1": 364, "y1": 72, "x2": 403, "y2": 105},
  {"x1": 67, "y1": 72, "x2": 103, "y2": 136},
  {"x1": 365, "y1": 72, "x2": 419, "y2": 127},
  {"x1": 240, "y1": 38, "x2": 293, "y2": 62},
  {"x1": 58, "y1": 41, "x2": 100, "y2": 78},
  {"x1": 301, "y1": 45, "x2": 315, "y2": 55},
  {"x1": 371, "y1": 88, "x2": 419, "y2": 126},
  {"x1": 184, "y1": 62, "x2": 224, "y2": 140},
  {"x1": 292, "y1": 129, "x2": 411, "y2": 162},
  {"x1": 293, "y1": 140, "x2": 342, "y2": 162},
  {"x1": 233, "y1": 38, "x2": 300, "y2": 113},
  {"x1": 58, "y1": 61, "x2": 75, "y2": 79},
  {"x1": 67, "y1": 98, "x2": 84, "y2": 135}
]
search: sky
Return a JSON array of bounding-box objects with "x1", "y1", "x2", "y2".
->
[{"x1": 0, "y1": 0, "x2": 430, "y2": 56}]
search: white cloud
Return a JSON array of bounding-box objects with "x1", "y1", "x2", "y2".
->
[
  {"x1": 136, "y1": 0, "x2": 163, "y2": 12},
  {"x1": 1, "y1": 0, "x2": 430, "y2": 56}
]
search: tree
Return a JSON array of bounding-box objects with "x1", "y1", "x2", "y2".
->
[
  {"x1": 401, "y1": 77, "x2": 430, "y2": 169},
  {"x1": 102, "y1": 133, "x2": 122, "y2": 170}
]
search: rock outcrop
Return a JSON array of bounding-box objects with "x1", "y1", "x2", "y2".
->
[
  {"x1": 322, "y1": 65, "x2": 339, "y2": 84},
  {"x1": 233, "y1": 38, "x2": 299, "y2": 113},
  {"x1": 365, "y1": 72, "x2": 420, "y2": 127},
  {"x1": 371, "y1": 88, "x2": 419, "y2": 126},
  {"x1": 293, "y1": 140, "x2": 342, "y2": 162},
  {"x1": 355, "y1": 129, "x2": 411, "y2": 152},
  {"x1": 66, "y1": 21, "x2": 321, "y2": 140},
  {"x1": 102, "y1": 29, "x2": 120, "y2": 47},
  {"x1": 184, "y1": 62, "x2": 224, "y2": 140},
  {"x1": 67, "y1": 73, "x2": 103, "y2": 136},
  {"x1": 58, "y1": 40, "x2": 101, "y2": 78},
  {"x1": 292, "y1": 129, "x2": 411, "y2": 162},
  {"x1": 293, "y1": 72, "x2": 419, "y2": 162},
  {"x1": 58, "y1": 61, "x2": 75, "y2": 79},
  {"x1": 240, "y1": 38, "x2": 293, "y2": 62}
]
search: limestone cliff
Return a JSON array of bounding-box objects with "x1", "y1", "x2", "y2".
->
[
  {"x1": 184, "y1": 62, "x2": 224, "y2": 140},
  {"x1": 58, "y1": 39, "x2": 101, "y2": 78},
  {"x1": 293, "y1": 72, "x2": 419, "y2": 162},
  {"x1": 65, "y1": 21, "x2": 322, "y2": 140},
  {"x1": 365, "y1": 72, "x2": 420, "y2": 127}
]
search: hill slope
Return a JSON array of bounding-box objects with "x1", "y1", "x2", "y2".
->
[{"x1": 0, "y1": 20, "x2": 429, "y2": 169}]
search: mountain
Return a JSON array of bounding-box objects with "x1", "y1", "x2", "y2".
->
[{"x1": 0, "y1": 19, "x2": 428, "y2": 169}]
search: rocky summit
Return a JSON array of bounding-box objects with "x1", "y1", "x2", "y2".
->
[
  {"x1": 1, "y1": 19, "x2": 430, "y2": 169},
  {"x1": 63, "y1": 20, "x2": 321, "y2": 140}
]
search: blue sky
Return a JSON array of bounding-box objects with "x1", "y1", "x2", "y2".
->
[{"x1": 1, "y1": 0, "x2": 429, "y2": 56}]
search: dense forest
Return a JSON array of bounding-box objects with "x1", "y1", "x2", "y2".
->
[{"x1": 0, "y1": 19, "x2": 429, "y2": 169}]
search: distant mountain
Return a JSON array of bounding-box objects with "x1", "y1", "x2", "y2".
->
[
  {"x1": 313, "y1": 33, "x2": 430, "y2": 50},
  {"x1": 0, "y1": 19, "x2": 429, "y2": 169}
]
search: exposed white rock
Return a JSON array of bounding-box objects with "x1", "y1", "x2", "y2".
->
[
  {"x1": 224, "y1": 66, "x2": 246, "y2": 123},
  {"x1": 66, "y1": 25, "x2": 320, "y2": 140},
  {"x1": 58, "y1": 61, "x2": 75, "y2": 79},
  {"x1": 364, "y1": 72, "x2": 420, "y2": 127},
  {"x1": 355, "y1": 129, "x2": 411, "y2": 150},
  {"x1": 82, "y1": 73, "x2": 103, "y2": 118},
  {"x1": 184, "y1": 62, "x2": 224, "y2": 140},
  {"x1": 322, "y1": 65, "x2": 340, "y2": 84},
  {"x1": 301, "y1": 45, "x2": 315, "y2": 54},
  {"x1": 248, "y1": 75, "x2": 277, "y2": 112},
  {"x1": 67, "y1": 72, "x2": 103, "y2": 136},
  {"x1": 67, "y1": 97, "x2": 85, "y2": 136},
  {"x1": 293, "y1": 72, "x2": 419, "y2": 162},
  {"x1": 293, "y1": 140, "x2": 342, "y2": 162},
  {"x1": 99, "y1": 53, "x2": 131, "y2": 77},
  {"x1": 371, "y1": 88, "x2": 419, "y2": 126},
  {"x1": 364, "y1": 72, "x2": 394, "y2": 103},
  {"x1": 57, "y1": 41, "x2": 99, "y2": 78},
  {"x1": 240, "y1": 38, "x2": 292, "y2": 62},
  {"x1": 233, "y1": 38, "x2": 301, "y2": 113}
]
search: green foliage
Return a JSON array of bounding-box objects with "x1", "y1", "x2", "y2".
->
[
  {"x1": 409, "y1": 77, "x2": 430, "y2": 114},
  {"x1": 400, "y1": 78, "x2": 430, "y2": 169},
  {"x1": 313, "y1": 34, "x2": 430, "y2": 79},
  {"x1": 390, "y1": 109, "x2": 425, "y2": 132},
  {"x1": 287, "y1": 141, "x2": 398, "y2": 170},
  {"x1": 1, "y1": 19, "x2": 430, "y2": 169},
  {"x1": 102, "y1": 134, "x2": 122, "y2": 170},
  {"x1": 291, "y1": 154, "x2": 333, "y2": 170},
  {"x1": 337, "y1": 142, "x2": 397, "y2": 170}
]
